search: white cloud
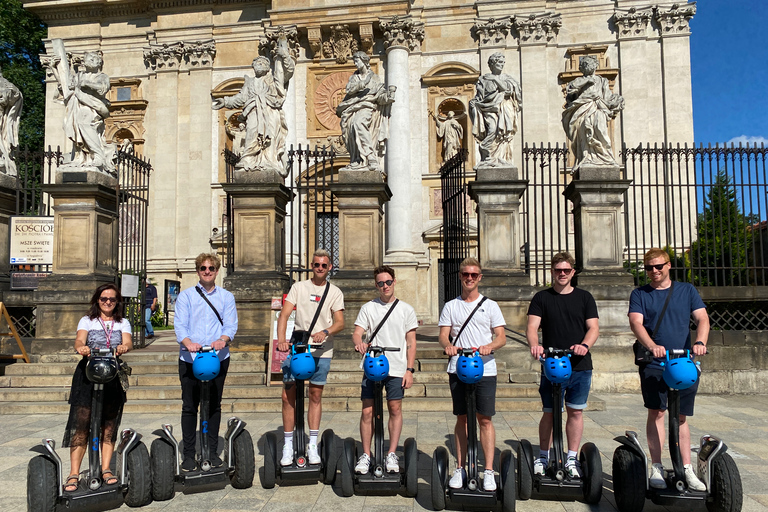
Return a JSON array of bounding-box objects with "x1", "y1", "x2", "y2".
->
[{"x1": 726, "y1": 135, "x2": 768, "y2": 147}]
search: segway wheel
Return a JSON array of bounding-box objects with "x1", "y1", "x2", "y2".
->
[
  {"x1": 706, "y1": 452, "x2": 743, "y2": 512},
  {"x1": 27, "y1": 455, "x2": 57, "y2": 512},
  {"x1": 124, "y1": 442, "x2": 152, "y2": 507},
  {"x1": 580, "y1": 442, "x2": 603, "y2": 504},
  {"x1": 230, "y1": 430, "x2": 255, "y2": 489},
  {"x1": 516, "y1": 439, "x2": 534, "y2": 500},
  {"x1": 612, "y1": 446, "x2": 646, "y2": 512},
  {"x1": 404, "y1": 437, "x2": 418, "y2": 497},
  {"x1": 320, "y1": 429, "x2": 336, "y2": 485},
  {"x1": 431, "y1": 446, "x2": 448, "y2": 511},
  {"x1": 262, "y1": 432, "x2": 278, "y2": 489},
  {"x1": 500, "y1": 449, "x2": 517, "y2": 512},
  {"x1": 150, "y1": 438, "x2": 176, "y2": 501},
  {"x1": 339, "y1": 437, "x2": 355, "y2": 497}
]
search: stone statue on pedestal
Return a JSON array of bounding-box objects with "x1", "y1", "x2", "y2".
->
[
  {"x1": 212, "y1": 38, "x2": 295, "y2": 177},
  {"x1": 430, "y1": 110, "x2": 464, "y2": 163},
  {"x1": 50, "y1": 41, "x2": 116, "y2": 176},
  {"x1": 336, "y1": 51, "x2": 395, "y2": 173},
  {"x1": 469, "y1": 52, "x2": 522, "y2": 169},
  {"x1": 562, "y1": 55, "x2": 624, "y2": 171},
  {"x1": 0, "y1": 66, "x2": 22, "y2": 176}
]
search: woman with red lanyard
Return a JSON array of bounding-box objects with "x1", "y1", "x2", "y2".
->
[{"x1": 62, "y1": 283, "x2": 133, "y2": 492}]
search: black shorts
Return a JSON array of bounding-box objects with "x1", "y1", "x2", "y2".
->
[
  {"x1": 449, "y1": 374, "x2": 497, "y2": 417},
  {"x1": 639, "y1": 364, "x2": 698, "y2": 416},
  {"x1": 361, "y1": 376, "x2": 404, "y2": 401}
]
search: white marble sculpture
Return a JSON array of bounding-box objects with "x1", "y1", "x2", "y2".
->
[
  {"x1": 562, "y1": 55, "x2": 625, "y2": 171},
  {"x1": 0, "y1": 66, "x2": 23, "y2": 176},
  {"x1": 336, "y1": 51, "x2": 395, "y2": 173},
  {"x1": 50, "y1": 41, "x2": 116, "y2": 175},
  {"x1": 430, "y1": 110, "x2": 464, "y2": 163},
  {"x1": 469, "y1": 52, "x2": 522, "y2": 168},
  {"x1": 212, "y1": 39, "x2": 295, "y2": 177}
]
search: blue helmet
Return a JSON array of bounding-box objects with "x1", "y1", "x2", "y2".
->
[
  {"x1": 193, "y1": 350, "x2": 220, "y2": 381},
  {"x1": 363, "y1": 353, "x2": 390, "y2": 381},
  {"x1": 456, "y1": 352, "x2": 484, "y2": 384},
  {"x1": 662, "y1": 353, "x2": 699, "y2": 390},
  {"x1": 543, "y1": 354, "x2": 572, "y2": 384},
  {"x1": 290, "y1": 352, "x2": 316, "y2": 380},
  {"x1": 86, "y1": 355, "x2": 118, "y2": 384}
]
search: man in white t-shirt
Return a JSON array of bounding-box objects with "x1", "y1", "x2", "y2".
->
[
  {"x1": 277, "y1": 249, "x2": 345, "y2": 466},
  {"x1": 438, "y1": 257, "x2": 506, "y2": 492},
  {"x1": 351, "y1": 266, "x2": 418, "y2": 474}
]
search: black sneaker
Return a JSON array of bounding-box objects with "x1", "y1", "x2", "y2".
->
[
  {"x1": 210, "y1": 454, "x2": 223, "y2": 468},
  {"x1": 181, "y1": 457, "x2": 198, "y2": 472}
]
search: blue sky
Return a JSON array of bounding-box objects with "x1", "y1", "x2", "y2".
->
[{"x1": 691, "y1": 1, "x2": 768, "y2": 145}]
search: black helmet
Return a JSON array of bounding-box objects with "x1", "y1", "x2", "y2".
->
[{"x1": 86, "y1": 355, "x2": 118, "y2": 383}]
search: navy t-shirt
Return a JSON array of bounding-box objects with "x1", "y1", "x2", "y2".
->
[{"x1": 145, "y1": 284, "x2": 158, "y2": 308}]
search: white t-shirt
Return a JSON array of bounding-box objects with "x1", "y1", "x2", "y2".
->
[
  {"x1": 77, "y1": 316, "x2": 132, "y2": 350},
  {"x1": 438, "y1": 294, "x2": 505, "y2": 376},
  {"x1": 285, "y1": 279, "x2": 345, "y2": 359},
  {"x1": 354, "y1": 298, "x2": 418, "y2": 378}
]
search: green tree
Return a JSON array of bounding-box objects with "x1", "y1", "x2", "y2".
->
[
  {"x1": 690, "y1": 169, "x2": 753, "y2": 286},
  {"x1": 0, "y1": 0, "x2": 47, "y2": 151}
]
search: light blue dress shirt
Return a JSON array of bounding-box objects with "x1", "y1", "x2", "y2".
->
[{"x1": 175, "y1": 283, "x2": 238, "y2": 363}]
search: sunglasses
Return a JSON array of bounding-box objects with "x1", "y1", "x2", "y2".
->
[
  {"x1": 461, "y1": 272, "x2": 480, "y2": 279},
  {"x1": 199, "y1": 265, "x2": 217, "y2": 272},
  {"x1": 644, "y1": 263, "x2": 667, "y2": 272},
  {"x1": 553, "y1": 268, "x2": 573, "y2": 274},
  {"x1": 376, "y1": 279, "x2": 394, "y2": 288},
  {"x1": 99, "y1": 297, "x2": 117, "y2": 304},
  {"x1": 313, "y1": 262, "x2": 329, "y2": 269}
]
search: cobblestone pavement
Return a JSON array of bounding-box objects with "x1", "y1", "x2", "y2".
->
[{"x1": 3, "y1": 393, "x2": 767, "y2": 511}]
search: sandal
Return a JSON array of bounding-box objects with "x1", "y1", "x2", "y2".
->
[
  {"x1": 64, "y1": 474, "x2": 79, "y2": 492},
  {"x1": 102, "y1": 470, "x2": 118, "y2": 485}
]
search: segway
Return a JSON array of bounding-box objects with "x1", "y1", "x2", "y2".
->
[
  {"x1": 27, "y1": 348, "x2": 151, "y2": 511},
  {"x1": 516, "y1": 347, "x2": 602, "y2": 504},
  {"x1": 338, "y1": 346, "x2": 418, "y2": 497},
  {"x1": 431, "y1": 348, "x2": 516, "y2": 511},
  {"x1": 261, "y1": 339, "x2": 336, "y2": 488},
  {"x1": 612, "y1": 349, "x2": 743, "y2": 512},
  {"x1": 150, "y1": 347, "x2": 255, "y2": 500}
]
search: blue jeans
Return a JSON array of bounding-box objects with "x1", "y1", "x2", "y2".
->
[
  {"x1": 144, "y1": 307, "x2": 154, "y2": 336},
  {"x1": 539, "y1": 370, "x2": 592, "y2": 412}
]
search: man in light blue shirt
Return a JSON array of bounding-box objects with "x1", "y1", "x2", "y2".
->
[{"x1": 175, "y1": 253, "x2": 238, "y2": 472}]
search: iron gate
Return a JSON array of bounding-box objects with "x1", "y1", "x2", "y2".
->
[{"x1": 439, "y1": 149, "x2": 472, "y2": 304}]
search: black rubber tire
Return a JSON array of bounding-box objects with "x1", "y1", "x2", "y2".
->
[
  {"x1": 431, "y1": 446, "x2": 448, "y2": 511},
  {"x1": 612, "y1": 446, "x2": 646, "y2": 512},
  {"x1": 339, "y1": 437, "x2": 355, "y2": 497},
  {"x1": 706, "y1": 452, "x2": 743, "y2": 512},
  {"x1": 321, "y1": 429, "x2": 336, "y2": 485},
  {"x1": 501, "y1": 449, "x2": 516, "y2": 512},
  {"x1": 580, "y1": 442, "x2": 603, "y2": 504},
  {"x1": 404, "y1": 437, "x2": 418, "y2": 497},
  {"x1": 150, "y1": 438, "x2": 176, "y2": 501},
  {"x1": 27, "y1": 455, "x2": 58, "y2": 512},
  {"x1": 262, "y1": 432, "x2": 278, "y2": 489},
  {"x1": 124, "y1": 442, "x2": 152, "y2": 507},
  {"x1": 230, "y1": 430, "x2": 255, "y2": 489},
  {"x1": 516, "y1": 439, "x2": 533, "y2": 500}
]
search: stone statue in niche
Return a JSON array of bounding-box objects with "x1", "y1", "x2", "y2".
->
[
  {"x1": 336, "y1": 51, "x2": 395, "y2": 173},
  {"x1": 469, "y1": 52, "x2": 522, "y2": 169},
  {"x1": 430, "y1": 109, "x2": 464, "y2": 163},
  {"x1": 212, "y1": 37, "x2": 295, "y2": 177},
  {"x1": 225, "y1": 115, "x2": 247, "y2": 156},
  {"x1": 0, "y1": 65, "x2": 23, "y2": 176},
  {"x1": 562, "y1": 55, "x2": 624, "y2": 171},
  {"x1": 50, "y1": 40, "x2": 116, "y2": 175}
]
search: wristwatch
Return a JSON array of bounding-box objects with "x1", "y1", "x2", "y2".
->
[
  {"x1": 694, "y1": 341, "x2": 705, "y2": 346},
  {"x1": 407, "y1": 367, "x2": 416, "y2": 374},
  {"x1": 322, "y1": 329, "x2": 330, "y2": 336}
]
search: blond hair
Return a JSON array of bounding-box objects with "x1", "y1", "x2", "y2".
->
[
  {"x1": 459, "y1": 257, "x2": 481, "y2": 272},
  {"x1": 195, "y1": 252, "x2": 221, "y2": 270},
  {"x1": 643, "y1": 248, "x2": 670, "y2": 264}
]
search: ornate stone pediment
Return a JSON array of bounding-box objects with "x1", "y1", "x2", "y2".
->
[
  {"x1": 260, "y1": 25, "x2": 300, "y2": 61},
  {"x1": 514, "y1": 12, "x2": 562, "y2": 45},
  {"x1": 307, "y1": 24, "x2": 371, "y2": 63},
  {"x1": 613, "y1": 6, "x2": 654, "y2": 38},
  {"x1": 380, "y1": 15, "x2": 425, "y2": 52},
  {"x1": 655, "y1": 2, "x2": 697, "y2": 36},
  {"x1": 322, "y1": 25, "x2": 359, "y2": 64},
  {"x1": 143, "y1": 40, "x2": 216, "y2": 71},
  {"x1": 471, "y1": 16, "x2": 513, "y2": 47}
]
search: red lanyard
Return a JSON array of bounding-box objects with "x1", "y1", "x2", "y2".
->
[{"x1": 99, "y1": 318, "x2": 115, "y2": 349}]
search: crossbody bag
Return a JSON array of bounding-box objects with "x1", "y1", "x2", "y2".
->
[
  {"x1": 367, "y1": 299, "x2": 400, "y2": 346},
  {"x1": 290, "y1": 282, "x2": 330, "y2": 345},
  {"x1": 633, "y1": 281, "x2": 675, "y2": 365},
  {"x1": 451, "y1": 296, "x2": 488, "y2": 346}
]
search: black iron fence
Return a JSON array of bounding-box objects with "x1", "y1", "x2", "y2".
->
[{"x1": 439, "y1": 149, "x2": 472, "y2": 305}]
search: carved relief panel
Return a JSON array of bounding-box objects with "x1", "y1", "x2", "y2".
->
[{"x1": 105, "y1": 78, "x2": 147, "y2": 154}]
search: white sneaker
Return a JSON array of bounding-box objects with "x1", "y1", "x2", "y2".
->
[
  {"x1": 483, "y1": 469, "x2": 497, "y2": 491},
  {"x1": 649, "y1": 463, "x2": 667, "y2": 489},
  {"x1": 281, "y1": 443, "x2": 293, "y2": 466},
  {"x1": 565, "y1": 456, "x2": 582, "y2": 478},
  {"x1": 355, "y1": 453, "x2": 371, "y2": 474},
  {"x1": 684, "y1": 464, "x2": 706, "y2": 491},
  {"x1": 449, "y1": 467, "x2": 466, "y2": 489},
  {"x1": 307, "y1": 443, "x2": 321, "y2": 464},
  {"x1": 386, "y1": 452, "x2": 399, "y2": 473},
  {"x1": 533, "y1": 457, "x2": 548, "y2": 476}
]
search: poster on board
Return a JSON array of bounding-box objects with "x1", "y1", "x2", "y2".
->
[
  {"x1": 9, "y1": 216, "x2": 54, "y2": 265},
  {"x1": 165, "y1": 280, "x2": 180, "y2": 312},
  {"x1": 267, "y1": 310, "x2": 295, "y2": 386}
]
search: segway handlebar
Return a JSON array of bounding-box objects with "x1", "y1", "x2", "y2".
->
[
  {"x1": 366, "y1": 345, "x2": 400, "y2": 356},
  {"x1": 667, "y1": 348, "x2": 708, "y2": 357},
  {"x1": 92, "y1": 347, "x2": 114, "y2": 357},
  {"x1": 444, "y1": 347, "x2": 494, "y2": 356}
]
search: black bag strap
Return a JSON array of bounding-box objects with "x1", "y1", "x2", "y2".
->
[
  {"x1": 452, "y1": 296, "x2": 488, "y2": 345},
  {"x1": 368, "y1": 299, "x2": 400, "y2": 346},
  {"x1": 307, "y1": 282, "x2": 331, "y2": 334},
  {"x1": 650, "y1": 281, "x2": 675, "y2": 340},
  {"x1": 195, "y1": 286, "x2": 223, "y2": 325}
]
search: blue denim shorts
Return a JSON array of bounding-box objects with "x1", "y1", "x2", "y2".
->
[
  {"x1": 361, "y1": 376, "x2": 404, "y2": 401},
  {"x1": 539, "y1": 369, "x2": 592, "y2": 412},
  {"x1": 282, "y1": 356, "x2": 331, "y2": 386}
]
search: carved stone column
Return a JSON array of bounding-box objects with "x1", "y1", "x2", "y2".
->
[{"x1": 33, "y1": 171, "x2": 119, "y2": 353}]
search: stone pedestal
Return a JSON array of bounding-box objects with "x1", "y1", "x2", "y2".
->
[
  {"x1": 329, "y1": 170, "x2": 392, "y2": 356},
  {"x1": 0, "y1": 176, "x2": 18, "y2": 295},
  {"x1": 221, "y1": 170, "x2": 293, "y2": 348},
  {"x1": 33, "y1": 171, "x2": 119, "y2": 353}
]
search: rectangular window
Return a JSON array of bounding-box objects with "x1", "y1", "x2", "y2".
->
[{"x1": 116, "y1": 87, "x2": 131, "y2": 101}]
